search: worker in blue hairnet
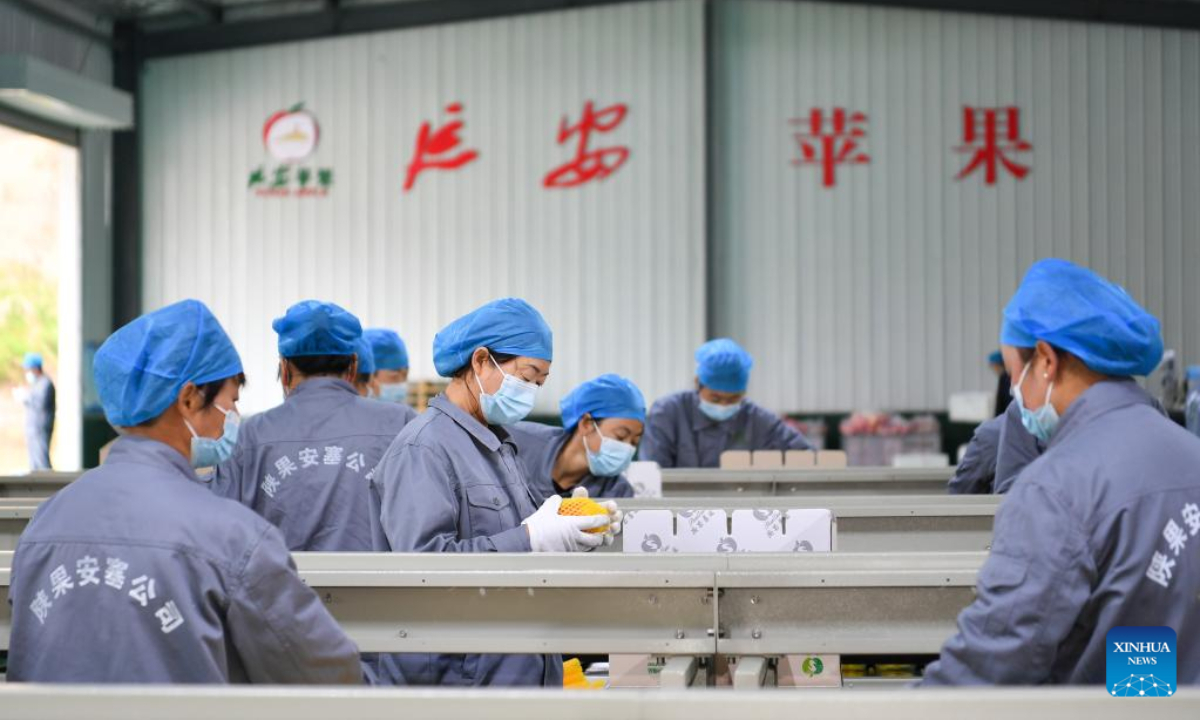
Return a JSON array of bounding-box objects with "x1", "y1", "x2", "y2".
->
[
  {"x1": 509, "y1": 374, "x2": 646, "y2": 500},
  {"x1": 351, "y1": 335, "x2": 377, "y2": 397},
  {"x1": 924, "y1": 259, "x2": 1200, "y2": 686},
  {"x1": 988, "y1": 349, "x2": 1011, "y2": 417},
  {"x1": 947, "y1": 401, "x2": 1044, "y2": 495},
  {"x1": 638, "y1": 338, "x2": 811, "y2": 468},
  {"x1": 7, "y1": 300, "x2": 361, "y2": 684},
  {"x1": 211, "y1": 300, "x2": 415, "y2": 555},
  {"x1": 365, "y1": 328, "x2": 410, "y2": 404},
  {"x1": 369, "y1": 298, "x2": 620, "y2": 688},
  {"x1": 19, "y1": 352, "x2": 55, "y2": 471}
]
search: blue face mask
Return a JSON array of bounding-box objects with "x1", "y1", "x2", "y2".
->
[
  {"x1": 1012, "y1": 361, "x2": 1059, "y2": 444},
  {"x1": 186, "y1": 404, "x2": 239, "y2": 468},
  {"x1": 699, "y1": 398, "x2": 742, "y2": 423},
  {"x1": 476, "y1": 355, "x2": 539, "y2": 426},
  {"x1": 377, "y1": 382, "x2": 408, "y2": 405},
  {"x1": 584, "y1": 424, "x2": 636, "y2": 477}
]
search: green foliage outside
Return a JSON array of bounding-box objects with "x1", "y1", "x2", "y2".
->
[{"x1": 0, "y1": 262, "x2": 57, "y2": 383}]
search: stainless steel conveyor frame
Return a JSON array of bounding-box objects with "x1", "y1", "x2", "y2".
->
[
  {"x1": 0, "y1": 684, "x2": 1194, "y2": 719},
  {"x1": 1, "y1": 550, "x2": 987, "y2": 686}
]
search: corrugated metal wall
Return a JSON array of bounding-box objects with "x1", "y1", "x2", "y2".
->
[
  {"x1": 713, "y1": 0, "x2": 1200, "y2": 412},
  {"x1": 0, "y1": 1, "x2": 111, "y2": 81},
  {"x1": 140, "y1": 0, "x2": 706, "y2": 415}
]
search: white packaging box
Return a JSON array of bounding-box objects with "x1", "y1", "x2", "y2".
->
[
  {"x1": 729, "y1": 509, "x2": 833, "y2": 552},
  {"x1": 892, "y1": 452, "x2": 950, "y2": 468},
  {"x1": 627, "y1": 461, "x2": 662, "y2": 498},
  {"x1": 949, "y1": 390, "x2": 995, "y2": 423},
  {"x1": 622, "y1": 509, "x2": 733, "y2": 553}
]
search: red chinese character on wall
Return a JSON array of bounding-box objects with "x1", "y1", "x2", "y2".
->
[
  {"x1": 543, "y1": 101, "x2": 630, "y2": 189},
  {"x1": 403, "y1": 103, "x2": 480, "y2": 192},
  {"x1": 790, "y1": 108, "x2": 869, "y2": 188},
  {"x1": 955, "y1": 106, "x2": 1031, "y2": 184}
]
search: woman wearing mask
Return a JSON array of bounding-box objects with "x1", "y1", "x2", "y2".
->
[
  {"x1": 365, "y1": 328, "x2": 410, "y2": 404},
  {"x1": 7, "y1": 299, "x2": 361, "y2": 684},
  {"x1": 369, "y1": 298, "x2": 620, "y2": 688},
  {"x1": 923, "y1": 259, "x2": 1200, "y2": 685},
  {"x1": 509, "y1": 374, "x2": 645, "y2": 499},
  {"x1": 639, "y1": 338, "x2": 811, "y2": 468}
]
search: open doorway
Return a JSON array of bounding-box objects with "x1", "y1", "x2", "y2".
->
[{"x1": 0, "y1": 121, "x2": 81, "y2": 474}]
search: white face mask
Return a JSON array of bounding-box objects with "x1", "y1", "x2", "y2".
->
[
  {"x1": 583, "y1": 425, "x2": 637, "y2": 477},
  {"x1": 377, "y1": 382, "x2": 408, "y2": 404},
  {"x1": 475, "y1": 355, "x2": 539, "y2": 426},
  {"x1": 25, "y1": 372, "x2": 36, "y2": 385},
  {"x1": 184, "y1": 404, "x2": 240, "y2": 469}
]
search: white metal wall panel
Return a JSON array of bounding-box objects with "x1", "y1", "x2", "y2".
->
[
  {"x1": 141, "y1": 1, "x2": 705, "y2": 415},
  {"x1": 714, "y1": 0, "x2": 1200, "y2": 412}
]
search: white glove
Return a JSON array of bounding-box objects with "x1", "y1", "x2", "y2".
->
[
  {"x1": 570, "y1": 487, "x2": 623, "y2": 546},
  {"x1": 522, "y1": 495, "x2": 607, "y2": 552}
]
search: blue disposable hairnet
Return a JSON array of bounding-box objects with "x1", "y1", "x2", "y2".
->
[
  {"x1": 273, "y1": 300, "x2": 362, "y2": 358},
  {"x1": 432, "y1": 298, "x2": 553, "y2": 377},
  {"x1": 987, "y1": 350, "x2": 1003, "y2": 365},
  {"x1": 560, "y1": 374, "x2": 647, "y2": 430},
  {"x1": 353, "y1": 336, "x2": 375, "y2": 375},
  {"x1": 22, "y1": 352, "x2": 43, "y2": 370},
  {"x1": 1001, "y1": 258, "x2": 1163, "y2": 376},
  {"x1": 365, "y1": 328, "x2": 409, "y2": 371},
  {"x1": 94, "y1": 299, "x2": 243, "y2": 427},
  {"x1": 695, "y1": 338, "x2": 754, "y2": 393}
]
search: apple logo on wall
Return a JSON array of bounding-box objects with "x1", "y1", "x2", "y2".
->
[{"x1": 263, "y1": 103, "x2": 319, "y2": 162}]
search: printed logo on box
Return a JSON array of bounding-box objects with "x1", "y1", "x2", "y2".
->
[{"x1": 1106, "y1": 626, "x2": 1176, "y2": 697}]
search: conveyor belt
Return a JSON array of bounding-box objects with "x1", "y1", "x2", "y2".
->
[
  {"x1": 0, "y1": 493, "x2": 998, "y2": 554},
  {"x1": 661, "y1": 467, "x2": 955, "y2": 497},
  {"x1": 0, "y1": 467, "x2": 960, "y2": 499}
]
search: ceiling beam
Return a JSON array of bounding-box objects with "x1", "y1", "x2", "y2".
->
[
  {"x1": 140, "y1": 0, "x2": 639, "y2": 57},
  {"x1": 9, "y1": 0, "x2": 113, "y2": 44},
  {"x1": 138, "y1": 0, "x2": 1200, "y2": 60},
  {"x1": 174, "y1": 0, "x2": 224, "y2": 24},
  {"x1": 820, "y1": 0, "x2": 1200, "y2": 31}
]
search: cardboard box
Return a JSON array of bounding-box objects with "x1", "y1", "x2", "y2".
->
[
  {"x1": 719, "y1": 450, "x2": 753, "y2": 469},
  {"x1": 784, "y1": 450, "x2": 816, "y2": 468},
  {"x1": 608, "y1": 655, "x2": 661, "y2": 688},
  {"x1": 815, "y1": 450, "x2": 848, "y2": 468},
  {"x1": 676, "y1": 509, "x2": 732, "y2": 552},
  {"x1": 729, "y1": 509, "x2": 833, "y2": 552},
  {"x1": 751, "y1": 450, "x2": 784, "y2": 469},
  {"x1": 623, "y1": 509, "x2": 732, "y2": 553},
  {"x1": 623, "y1": 510, "x2": 678, "y2": 553},
  {"x1": 777, "y1": 654, "x2": 842, "y2": 688},
  {"x1": 626, "y1": 461, "x2": 662, "y2": 498},
  {"x1": 625, "y1": 508, "x2": 831, "y2": 554}
]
